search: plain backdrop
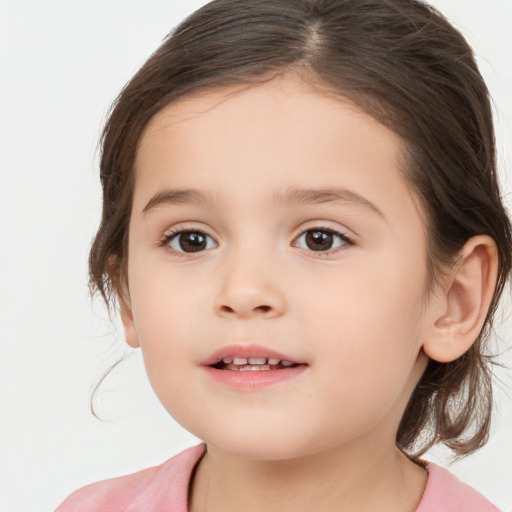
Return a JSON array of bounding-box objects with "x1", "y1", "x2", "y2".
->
[{"x1": 0, "y1": 1, "x2": 511, "y2": 511}]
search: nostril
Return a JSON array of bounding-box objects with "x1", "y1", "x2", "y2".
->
[{"x1": 216, "y1": 303, "x2": 276, "y2": 316}]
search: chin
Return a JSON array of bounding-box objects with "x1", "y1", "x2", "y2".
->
[{"x1": 191, "y1": 422, "x2": 327, "y2": 462}]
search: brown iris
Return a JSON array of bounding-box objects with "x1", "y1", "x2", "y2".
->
[
  {"x1": 177, "y1": 231, "x2": 208, "y2": 252},
  {"x1": 305, "y1": 230, "x2": 335, "y2": 251}
]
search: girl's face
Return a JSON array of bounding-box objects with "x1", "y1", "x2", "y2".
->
[{"x1": 125, "y1": 76, "x2": 435, "y2": 460}]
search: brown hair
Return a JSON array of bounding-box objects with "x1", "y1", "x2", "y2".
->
[{"x1": 89, "y1": 0, "x2": 511, "y2": 457}]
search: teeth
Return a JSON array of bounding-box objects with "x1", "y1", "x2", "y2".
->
[
  {"x1": 219, "y1": 357, "x2": 298, "y2": 370},
  {"x1": 239, "y1": 365, "x2": 269, "y2": 371},
  {"x1": 248, "y1": 358, "x2": 267, "y2": 365}
]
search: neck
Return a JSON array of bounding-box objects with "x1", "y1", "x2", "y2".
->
[{"x1": 189, "y1": 439, "x2": 427, "y2": 512}]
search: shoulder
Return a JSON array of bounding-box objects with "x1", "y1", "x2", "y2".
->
[
  {"x1": 416, "y1": 462, "x2": 501, "y2": 512},
  {"x1": 54, "y1": 444, "x2": 206, "y2": 512}
]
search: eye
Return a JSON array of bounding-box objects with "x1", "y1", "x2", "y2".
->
[
  {"x1": 294, "y1": 228, "x2": 352, "y2": 253},
  {"x1": 165, "y1": 230, "x2": 218, "y2": 253}
]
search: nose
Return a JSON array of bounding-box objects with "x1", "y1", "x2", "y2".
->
[{"x1": 213, "y1": 249, "x2": 287, "y2": 320}]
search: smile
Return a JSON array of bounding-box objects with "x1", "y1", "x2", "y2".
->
[
  {"x1": 202, "y1": 344, "x2": 308, "y2": 390},
  {"x1": 211, "y1": 357, "x2": 298, "y2": 371}
]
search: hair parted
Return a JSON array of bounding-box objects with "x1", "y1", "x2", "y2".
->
[{"x1": 89, "y1": 0, "x2": 511, "y2": 457}]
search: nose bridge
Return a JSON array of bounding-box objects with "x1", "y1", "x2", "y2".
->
[{"x1": 214, "y1": 234, "x2": 286, "y2": 319}]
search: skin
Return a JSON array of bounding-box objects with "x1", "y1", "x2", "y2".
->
[{"x1": 120, "y1": 75, "x2": 498, "y2": 511}]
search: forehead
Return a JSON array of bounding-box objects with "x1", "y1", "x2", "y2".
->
[
  {"x1": 137, "y1": 76, "x2": 399, "y2": 168},
  {"x1": 139, "y1": 77, "x2": 394, "y2": 148},
  {"x1": 133, "y1": 75, "x2": 419, "y2": 224}
]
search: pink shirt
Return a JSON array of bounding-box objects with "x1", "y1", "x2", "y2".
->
[{"x1": 55, "y1": 444, "x2": 500, "y2": 511}]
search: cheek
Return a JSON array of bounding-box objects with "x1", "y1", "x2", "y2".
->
[
  {"x1": 130, "y1": 292, "x2": 202, "y2": 424},
  {"x1": 301, "y1": 254, "x2": 426, "y2": 393},
  {"x1": 128, "y1": 265, "x2": 199, "y2": 386},
  {"x1": 304, "y1": 251, "x2": 425, "y2": 335},
  {"x1": 128, "y1": 248, "x2": 201, "y2": 337}
]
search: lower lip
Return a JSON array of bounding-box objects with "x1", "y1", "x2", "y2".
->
[{"x1": 202, "y1": 365, "x2": 307, "y2": 390}]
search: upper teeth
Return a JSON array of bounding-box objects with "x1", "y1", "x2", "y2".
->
[{"x1": 223, "y1": 357, "x2": 294, "y2": 366}]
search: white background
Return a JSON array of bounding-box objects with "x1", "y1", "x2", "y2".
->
[{"x1": 0, "y1": 1, "x2": 511, "y2": 511}]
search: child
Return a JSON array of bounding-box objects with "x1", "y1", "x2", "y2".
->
[{"x1": 56, "y1": 0, "x2": 510, "y2": 510}]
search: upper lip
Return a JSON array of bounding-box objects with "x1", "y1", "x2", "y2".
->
[{"x1": 201, "y1": 344, "x2": 306, "y2": 366}]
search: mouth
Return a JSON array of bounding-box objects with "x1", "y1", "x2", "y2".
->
[
  {"x1": 210, "y1": 357, "x2": 300, "y2": 371},
  {"x1": 202, "y1": 344, "x2": 306, "y2": 370},
  {"x1": 201, "y1": 344, "x2": 307, "y2": 389}
]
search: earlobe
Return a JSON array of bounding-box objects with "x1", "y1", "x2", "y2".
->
[
  {"x1": 106, "y1": 255, "x2": 140, "y2": 348},
  {"x1": 120, "y1": 301, "x2": 140, "y2": 348},
  {"x1": 422, "y1": 235, "x2": 498, "y2": 363}
]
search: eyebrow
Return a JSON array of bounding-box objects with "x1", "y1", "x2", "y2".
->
[
  {"x1": 273, "y1": 187, "x2": 385, "y2": 218},
  {"x1": 142, "y1": 188, "x2": 211, "y2": 215},
  {"x1": 142, "y1": 187, "x2": 385, "y2": 219}
]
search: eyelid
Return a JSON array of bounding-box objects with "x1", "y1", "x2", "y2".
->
[
  {"x1": 290, "y1": 221, "x2": 356, "y2": 255},
  {"x1": 171, "y1": 231, "x2": 217, "y2": 253},
  {"x1": 291, "y1": 221, "x2": 355, "y2": 241},
  {"x1": 294, "y1": 230, "x2": 347, "y2": 250},
  {"x1": 160, "y1": 224, "x2": 219, "y2": 256},
  {"x1": 159, "y1": 221, "x2": 356, "y2": 257}
]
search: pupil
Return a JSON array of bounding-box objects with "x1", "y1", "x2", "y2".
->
[
  {"x1": 180, "y1": 232, "x2": 206, "y2": 252},
  {"x1": 306, "y1": 230, "x2": 333, "y2": 251}
]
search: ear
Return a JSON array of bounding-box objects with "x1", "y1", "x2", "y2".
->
[
  {"x1": 422, "y1": 235, "x2": 498, "y2": 363},
  {"x1": 107, "y1": 255, "x2": 140, "y2": 349},
  {"x1": 120, "y1": 299, "x2": 140, "y2": 348}
]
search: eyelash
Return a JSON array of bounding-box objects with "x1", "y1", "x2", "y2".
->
[{"x1": 159, "y1": 226, "x2": 355, "y2": 258}]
